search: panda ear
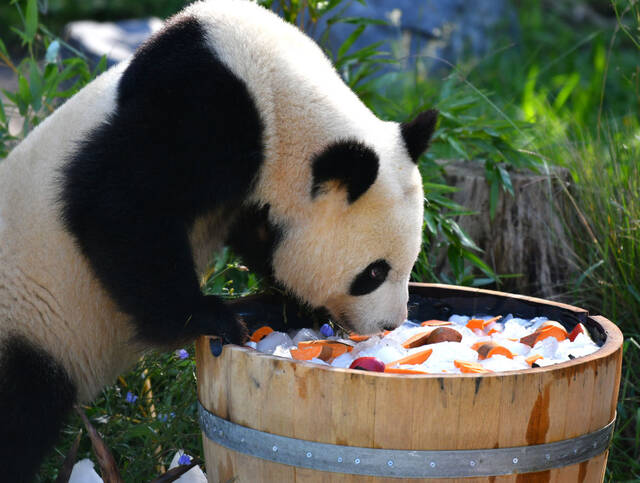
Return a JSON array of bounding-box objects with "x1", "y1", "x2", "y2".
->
[
  {"x1": 400, "y1": 109, "x2": 439, "y2": 163},
  {"x1": 311, "y1": 140, "x2": 379, "y2": 204}
]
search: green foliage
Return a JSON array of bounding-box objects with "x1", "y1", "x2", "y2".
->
[
  {"x1": 200, "y1": 247, "x2": 261, "y2": 298},
  {"x1": 0, "y1": 0, "x2": 105, "y2": 152},
  {"x1": 38, "y1": 349, "x2": 202, "y2": 482}
]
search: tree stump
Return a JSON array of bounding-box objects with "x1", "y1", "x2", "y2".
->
[{"x1": 435, "y1": 161, "x2": 574, "y2": 299}]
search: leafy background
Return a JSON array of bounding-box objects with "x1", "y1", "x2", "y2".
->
[{"x1": 0, "y1": 0, "x2": 638, "y2": 480}]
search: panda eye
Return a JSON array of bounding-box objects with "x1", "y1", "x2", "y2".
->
[{"x1": 349, "y1": 259, "x2": 391, "y2": 296}]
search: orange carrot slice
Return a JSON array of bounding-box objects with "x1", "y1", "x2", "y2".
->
[
  {"x1": 540, "y1": 320, "x2": 568, "y2": 333},
  {"x1": 454, "y1": 360, "x2": 492, "y2": 374},
  {"x1": 384, "y1": 367, "x2": 429, "y2": 375},
  {"x1": 387, "y1": 348, "x2": 433, "y2": 367},
  {"x1": 466, "y1": 319, "x2": 485, "y2": 330},
  {"x1": 526, "y1": 354, "x2": 543, "y2": 366},
  {"x1": 349, "y1": 333, "x2": 370, "y2": 342},
  {"x1": 402, "y1": 331, "x2": 433, "y2": 349},
  {"x1": 520, "y1": 325, "x2": 568, "y2": 347},
  {"x1": 291, "y1": 346, "x2": 322, "y2": 361},
  {"x1": 466, "y1": 316, "x2": 502, "y2": 331},
  {"x1": 297, "y1": 340, "x2": 353, "y2": 361},
  {"x1": 473, "y1": 342, "x2": 513, "y2": 360},
  {"x1": 250, "y1": 326, "x2": 273, "y2": 343},
  {"x1": 421, "y1": 320, "x2": 452, "y2": 327}
]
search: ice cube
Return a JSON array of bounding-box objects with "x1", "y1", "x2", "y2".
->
[
  {"x1": 309, "y1": 358, "x2": 329, "y2": 365},
  {"x1": 257, "y1": 331, "x2": 294, "y2": 353},
  {"x1": 502, "y1": 319, "x2": 532, "y2": 339},
  {"x1": 363, "y1": 345, "x2": 405, "y2": 364},
  {"x1": 448, "y1": 314, "x2": 470, "y2": 325},
  {"x1": 292, "y1": 328, "x2": 319, "y2": 345},
  {"x1": 480, "y1": 354, "x2": 529, "y2": 372},
  {"x1": 245, "y1": 341, "x2": 258, "y2": 349},
  {"x1": 532, "y1": 336, "x2": 559, "y2": 359},
  {"x1": 428, "y1": 342, "x2": 479, "y2": 364},
  {"x1": 273, "y1": 345, "x2": 292, "y2": 358},
  {"x1": 331, "y1": 352, "x2": 355, "y2": 368}
]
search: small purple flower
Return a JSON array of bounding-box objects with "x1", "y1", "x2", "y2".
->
[
  {"x1": 178, "y1": 453, "x2": 192, "y2": 465},
  {"x1": 170, "y1": 412, "x2": 176, "y2": 419},
  {"x1": 176, "y1": 348, "x2": 189, "y2": 360},
  {"x1": 320, "y1": 323, "x2": 334, "y2": 337},
  {"x1": 125, "y1": 391, "x2": 138, "y2": 404},
  {"x1": 157, "y1": 413, "x2": 168, "y2": 422}
]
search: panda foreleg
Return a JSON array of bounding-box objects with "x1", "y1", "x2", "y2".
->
[
  {"x1": 0, "y1": 334, "x2": 77, "y2": 481},
  {"x1": 64, "y1": 210, "x2": 247, "y2": 347}
]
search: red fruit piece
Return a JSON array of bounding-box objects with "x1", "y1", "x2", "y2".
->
[
  {"x1": 568, "y1": 323, "x2": 588, "y2": 342},
  {"x1": 349, "y1": 357, "x2": 385, "y2": 372}
]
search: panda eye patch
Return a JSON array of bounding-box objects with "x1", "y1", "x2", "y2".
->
[{"x1": 349, "y1": 259, "x2": 391, "y2": 296}]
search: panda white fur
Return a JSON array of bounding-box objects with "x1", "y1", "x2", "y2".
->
[{"x1": 0, "y1": 0, "x2": 437, "y2": 478}]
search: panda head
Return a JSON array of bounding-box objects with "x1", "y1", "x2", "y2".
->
[{"x1": 269, "y1": 109, "x2": 438, "y2": 334}]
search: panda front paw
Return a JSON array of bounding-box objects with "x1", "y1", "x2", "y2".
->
[
  {"x1": 192, "y1": 295, "x2": 249, "y2": 345},
  {"x1": 216, "y1": 314, "x2": 249, "y2": 346}
]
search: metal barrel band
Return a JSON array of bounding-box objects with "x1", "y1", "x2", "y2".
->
[{"x1": 198, "y1": 402, "x2": 615, "y2": 478}]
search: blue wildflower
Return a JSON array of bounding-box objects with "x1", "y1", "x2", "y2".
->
[
  {"x1": 125, "y1": 391, "x2": 138, "y2": 404},
  {"x1": 178, "y1": 453, "x2": 192, "y2": 465},
  {"x1": 320, "y1": 323, "x2": 334, "y2": 337},
  {"x1": 176, "y1": 348, "x2": 189, "y2": 360},
  {"x1": 157, "y1": 413, "x2": 168, "y2": 422}
]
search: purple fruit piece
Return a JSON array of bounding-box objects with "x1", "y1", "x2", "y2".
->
[
  {"x1": 349, "y1": 356, "x2": 385, "y2": 372},
  {"x1": 320, "y1": 323, "x2": 334, "y2": 337}
]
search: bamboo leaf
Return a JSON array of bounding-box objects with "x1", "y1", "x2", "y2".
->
[
  {"x1": 337, "y1": 24, "x2": 365, "y2": 60},
  {"x1": 25, "y1": 0, "x2": 38, "y2": 44}
]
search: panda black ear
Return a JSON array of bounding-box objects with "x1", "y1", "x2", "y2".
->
[
  {"x1": 400, "y1": 109, "x2": 439, "y2": 163},
  {"x1": 311, "y1": 140, "x2": 379, "y2": 204}
]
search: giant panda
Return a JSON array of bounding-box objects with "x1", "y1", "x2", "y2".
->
[{"x1": 0, "y1": 0, "x2": 437, "y2": 479}]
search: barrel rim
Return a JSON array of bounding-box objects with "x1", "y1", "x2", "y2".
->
[{"x1": 221, "y1": 283, "x2": 623, "y2": 379}]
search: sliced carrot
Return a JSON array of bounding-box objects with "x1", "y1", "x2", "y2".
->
[
  {"x1": 473, "y1": 342, "x2": 513, "y2": 360},
  {"x1": 467, "y1": 316, "x2": 502, "y2": 331},
  {"x1": 384, "y1": 367, "x2": 429, "y2": 375},
  {"x1": 402, "y1": 331, "x2": 433, "y2": 349},
  {"x1": 466, "y1": 319, "x2": 485, "y2": 330},
  {"x1": 525, "y1": 354, "x2": 543, "y2": 366},
  {"x1": 540, "y1": 320, "x2": 568, "y2": 334},
  {"x1": 421, "y1": 320, "x2": 452, "y2": 327},
  {"x1": 250, "y1": 326, "x2": 273, "y2": 343},
  {"x1": 520, "y1": 325, "x2": 568, "y2": 347},
  {"x1": 349, "y1": 333, "x2": 370, "y2": 342},
  {"x1": 386, "y1": 348, "x2": 433, "y2": 367},
  {"x1": 487, "y1": 328, "x2": 500, "y2": 335},
  {"x1": 487, "y1": 346, "x2": 513, "y2": 359},
  {"x1": 297, "y1": 340, "x2": 353, "y2": 361},
  {"x1": 454, "y1": 360, "x2": 492, "y2": 374},
  {"x1": 290, "y1": 346, "x2": 322, "y2": 361},
  {"x1": 536, "y1": 325, "x2": 568, "y2": 342}
]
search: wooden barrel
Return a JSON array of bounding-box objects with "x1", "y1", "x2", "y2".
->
[{"x1": 196, "y1": 283, "x2": 623, "y2": 482}]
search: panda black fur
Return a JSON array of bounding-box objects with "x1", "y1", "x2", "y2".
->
[{"x1": 0, "y1": 0, "x2": 437, "y2": 479}]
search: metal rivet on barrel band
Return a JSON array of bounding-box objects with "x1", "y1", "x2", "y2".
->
[{"x1": 198, "y1": 402, "x2": 616, "y2": 479}]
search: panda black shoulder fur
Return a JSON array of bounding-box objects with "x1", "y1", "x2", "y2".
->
[{"x1": 0, "y1": 0, "x2": 437, "y2": 478}]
